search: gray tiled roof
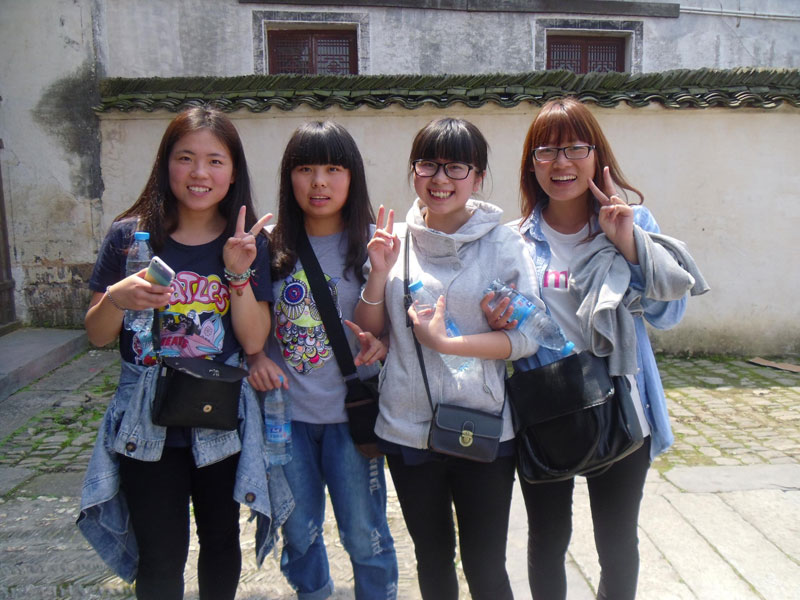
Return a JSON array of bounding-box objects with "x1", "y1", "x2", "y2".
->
[{"x1": 96, "y1": 68, "x2": 800, "y2": 113}]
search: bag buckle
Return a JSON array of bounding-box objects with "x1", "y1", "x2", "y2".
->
[{"x1": 459, "y1": 422, "x2": 475, "y2": 447}]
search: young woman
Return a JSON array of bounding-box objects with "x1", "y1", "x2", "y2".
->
[
  {"x1": 354, "y1": 117, "x2": 542, "y2": 600},
  {"x1": 77, "y1": 106, "x2": 287, "y2": 599},
  {"x1": 489, "y1": 97, "x2": 702, "y2": 600},
  {"x1": 246, "y1": 121, "x2": 398, "y2": 600}
]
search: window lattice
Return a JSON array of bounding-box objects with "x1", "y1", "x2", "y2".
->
[
  {"x1": 268, "y1": 30, "x2": 357, "y2": 75},
  {"x1": 547, "y1": 36, "x2": 625, "y2": 74}
]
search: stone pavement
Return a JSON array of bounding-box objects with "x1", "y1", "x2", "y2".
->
[{"x1": 1, "y1": 350, "x2": 799, "y2": 599}]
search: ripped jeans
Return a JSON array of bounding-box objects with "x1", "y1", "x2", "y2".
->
[{"x1": 280, "y1": 422, "x2": 398, "y2": 600}]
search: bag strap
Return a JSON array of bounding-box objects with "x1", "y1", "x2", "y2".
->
[
  {"x1": 403, "y1": 235, "x2": 436, "y2": 414},
  {"x1": 296, "y1": 229, "x2": 360, "y2": 385}
]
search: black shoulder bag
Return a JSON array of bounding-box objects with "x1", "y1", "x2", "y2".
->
[
  {"x1": 296, "y1": 229, "x2": 382, "y2": 458},
  {"x1": 151, "y1": 311, "x2": 249, "y2": 430},
  {"x1": 507, "y1": 351, "x2": 644, "y2": 483},
  {"x1": 403, "y1": 236, "x2": 504, "y2": 463}
]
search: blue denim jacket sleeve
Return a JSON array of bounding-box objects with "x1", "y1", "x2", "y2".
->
[{"x1": 77, "y1": 360, "x2": 295, "y2": 580}]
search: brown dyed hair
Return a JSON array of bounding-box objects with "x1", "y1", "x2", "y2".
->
[
  {"x1": 116, "y1": 106, "x2": 258, "y2": 252},
  {"x1": 519, "y1": 97, "x2": 643, "y2": 224}
]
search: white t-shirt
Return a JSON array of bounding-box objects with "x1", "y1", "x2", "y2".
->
[{"x1": 540, "y1": 217, "x2": 651, "y2": 437}]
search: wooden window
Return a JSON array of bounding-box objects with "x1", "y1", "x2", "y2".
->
[
  {"x1": 268, "y1": 30, "x2": 357, "y2": 75},
  {"x1": 547, "y1": 35, "x2": 625, "y2": 74}
]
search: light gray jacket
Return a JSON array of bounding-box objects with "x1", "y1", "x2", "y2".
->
[{"x1": 374, "y1": 199, "x2": 542, "y2": 449}]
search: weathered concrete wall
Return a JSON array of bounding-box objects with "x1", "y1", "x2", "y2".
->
[
  {"x1": 94, "y1": 0, "x2": 800, "y2": 76},
  {"x1": 0, "y1": 0, "x2": 102, "y2": 327},
  {"x1": 99, "y1": 102, "x2": 800, "y2": 355}
]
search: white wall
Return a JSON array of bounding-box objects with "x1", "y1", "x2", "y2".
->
[{"x1": 99, "y1": 102, "x2": 800, "y2": 355}]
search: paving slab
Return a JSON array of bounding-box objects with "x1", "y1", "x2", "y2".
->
[{"x1": 664, "y1": 464, "x2": 800, "y2": 492}]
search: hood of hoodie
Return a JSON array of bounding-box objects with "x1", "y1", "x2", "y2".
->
[{"x1": 406, "y1": 198, "x2": 504, "y2": 262}]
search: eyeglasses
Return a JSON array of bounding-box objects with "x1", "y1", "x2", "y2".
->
[
  {"x1": 412, "y1": 160, "x2": 474, "y2": 180},
  {"x1": 532, "y1": 145, "x2": 595, "y2": 162}
]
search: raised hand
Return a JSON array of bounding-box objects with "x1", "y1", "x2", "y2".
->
[
  {"x1": 345, "y1": 320, "x2": 387, "y2": 366},
  {"x1": 223, "y1": 206, "x2": 273, "y2": 275},
  {"x1": 367, "y1": 205, "x2": 401, "y2": 275},
  {"x1": 589, "y1": 166, "x2": 637, "y2": 263}
]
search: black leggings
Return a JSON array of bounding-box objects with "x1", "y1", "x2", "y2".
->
[
  {"x1": 387, "y1": 453, "x2": 516, "y2": 600},
  {"x1": 520, "y1": 437, "x2": 652, "y2": 600},
  {"x1": 119, "y1": 447, "x2": 241, "y2": 600}
]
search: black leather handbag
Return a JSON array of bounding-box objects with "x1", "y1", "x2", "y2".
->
[
  {"x1": 151, "y1": 313, "x2": 247, "y2": 430},
  {"x1": 507, "y1": 351, "x2": 644, "y2": 483},
  {"x1": 403, "y1": 237, "x2": 503, "y2": 463},
  {"x1": 296, "y1": 230, "x2": 382, "y2": 458}
]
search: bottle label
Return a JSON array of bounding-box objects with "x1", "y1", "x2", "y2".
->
[
  {"x1": 266, "y1": 421, "x2": 291, "y2": 443},
  {"x1": 506, "y1": 296, "x2": 534, "y2": 328}
]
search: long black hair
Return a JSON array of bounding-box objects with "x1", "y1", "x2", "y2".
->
[
  {"x1": 116, "y1": 106, "x2": 258, "y2": 252},
  {"x1": 271, "y1": 121, "x2": 374, "y2": 283}
]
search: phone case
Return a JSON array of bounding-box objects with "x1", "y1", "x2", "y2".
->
[{"x1": 144, "y1": 256, "x2": 175, "y2": 286}]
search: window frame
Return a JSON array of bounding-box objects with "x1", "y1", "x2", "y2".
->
[
  {"x1": 534, "y1": 19, "x2": 643, "y2": 74},
  {"x1": 252, "y1": 10, "x2": 369, "y2": 75}
]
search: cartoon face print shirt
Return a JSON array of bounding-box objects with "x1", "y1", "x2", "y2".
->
[{"x1": 267, "y1": 231, "x2": 362, "y2": 425}]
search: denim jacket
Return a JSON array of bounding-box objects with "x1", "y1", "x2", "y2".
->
[
  {"x1": 510, "y1": 203, "x2": 688, "y2": 460},
  {"x1": 76, "y1": 360, "x2": 295, "y2": 582}
]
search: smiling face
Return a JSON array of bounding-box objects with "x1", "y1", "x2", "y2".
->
[
  {"x1": 413, "y1": 158, "x2": 483, "y2": 233},
  {"x1": 168, "y1": 129, "x2": 235, "y2": 219},
  {"x1": 532, "y1": 140, "x2": 596, "y2": 207},
  {"x1": 291, "y1": 164, "x2": 351, "y2": 234}
]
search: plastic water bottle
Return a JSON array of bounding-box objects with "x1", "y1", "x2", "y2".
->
[
  {"x1": 264, "y1": 379, "x2": 291, "y2": 465},
  {"x1": 123, "y1": 231, "x2": 153, "y2": 332},
  {"x1": 408, "y1": 280, "x2": 478, "y2": 377},
  {"x1": 484, "y1": 279, "x2": 575, "y2": 356}
]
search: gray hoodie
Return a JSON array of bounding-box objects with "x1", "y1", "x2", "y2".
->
[{"x1": 374, "y1": 199, "x2": 543, "y2": 449}]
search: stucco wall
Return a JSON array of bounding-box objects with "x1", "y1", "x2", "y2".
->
[{"x1": 98, "y1": 102, "x2": 800, "y2": 355}]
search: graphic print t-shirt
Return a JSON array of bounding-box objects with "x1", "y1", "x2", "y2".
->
[
  {"x1": 267, "y1": 231, "x2": 375, "y2": 425},
  {"x1": 90, "y1": 219, "x2": 272, "y2": 366}
]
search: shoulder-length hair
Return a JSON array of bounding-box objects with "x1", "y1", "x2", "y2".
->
[
  {"x1": 409, "y1": 117, "x2": 489, "y2": 176},
  {"x1": 115, "y1": 106, "x2": 258, "y2": 252},
  {"x1": 519, "y1": 97, "x2": 643, "y2": 224},
  {"x1": 271, "y1": 121, "x2": 374, "y2": 283}
]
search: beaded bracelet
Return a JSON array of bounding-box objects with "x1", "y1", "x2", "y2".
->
[
  {"x1": 105, "y1": 286, "x2": 126, "y2": 311},
  {"x1": 359, "y1": 288, "x2": 384, "y2": 306},
  {"x1": 224, "y1": 266, "x2": 253, "y2": 284}
]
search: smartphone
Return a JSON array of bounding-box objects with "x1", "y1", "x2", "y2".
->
[{"x1": 143, "y1": 256, "x2": 175, "y2": 286}]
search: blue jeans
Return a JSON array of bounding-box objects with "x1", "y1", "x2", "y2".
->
[{"x1": 280, "y1": 421, "x2": 398, "y2": 600}]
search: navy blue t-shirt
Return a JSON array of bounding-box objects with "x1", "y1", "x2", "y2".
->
[{"x1": 89, "y1": 218, "x2": 272, "y2": 366}]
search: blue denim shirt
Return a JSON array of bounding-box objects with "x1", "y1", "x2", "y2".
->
[
  {"x1": 511, "y1": 203, "x2": 687, "y2": 460},
  {"x1": 76, "y1": 360, "x2": 295, "y2": 582}
]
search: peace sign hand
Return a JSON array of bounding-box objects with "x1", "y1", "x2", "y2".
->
[
  {"x1": 223, "y1": 205, "x2": 273, "y2": 275},
  {"x1": 588, "y1": 166, "x2": 638, "y2": 263},
  {"x1": 367, "y1": 205, "x2": 401, "y2": 275}
]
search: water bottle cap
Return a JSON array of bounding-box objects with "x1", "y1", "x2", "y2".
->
[
  {"x1": 561, "y1": 341, "x2": 575, "y2": 355},
  {"x1": 134, "y1": 231, "x2": 150, "y2": 240},
  {"x1": 408, "y1": 280, "x2": 424, "y2": 292}
]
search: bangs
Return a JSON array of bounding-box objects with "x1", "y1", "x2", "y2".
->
[
  {"x1": 410, "y1": 119, "x2": 486, "y2": 168},
  {"x1": 531, "y1": 103, "x2": 593, "y2": 147},
  {"x1": 285, "y1": 122, "x2": 359, "y2": 169}
]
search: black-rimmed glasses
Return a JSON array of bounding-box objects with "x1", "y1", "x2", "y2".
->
[
  {"x1": 412, "y1": 160, "x2": 474, "y2": 180},
  {"x1": 532, "y1": 145, "x2": 595, "y2": 162}
]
